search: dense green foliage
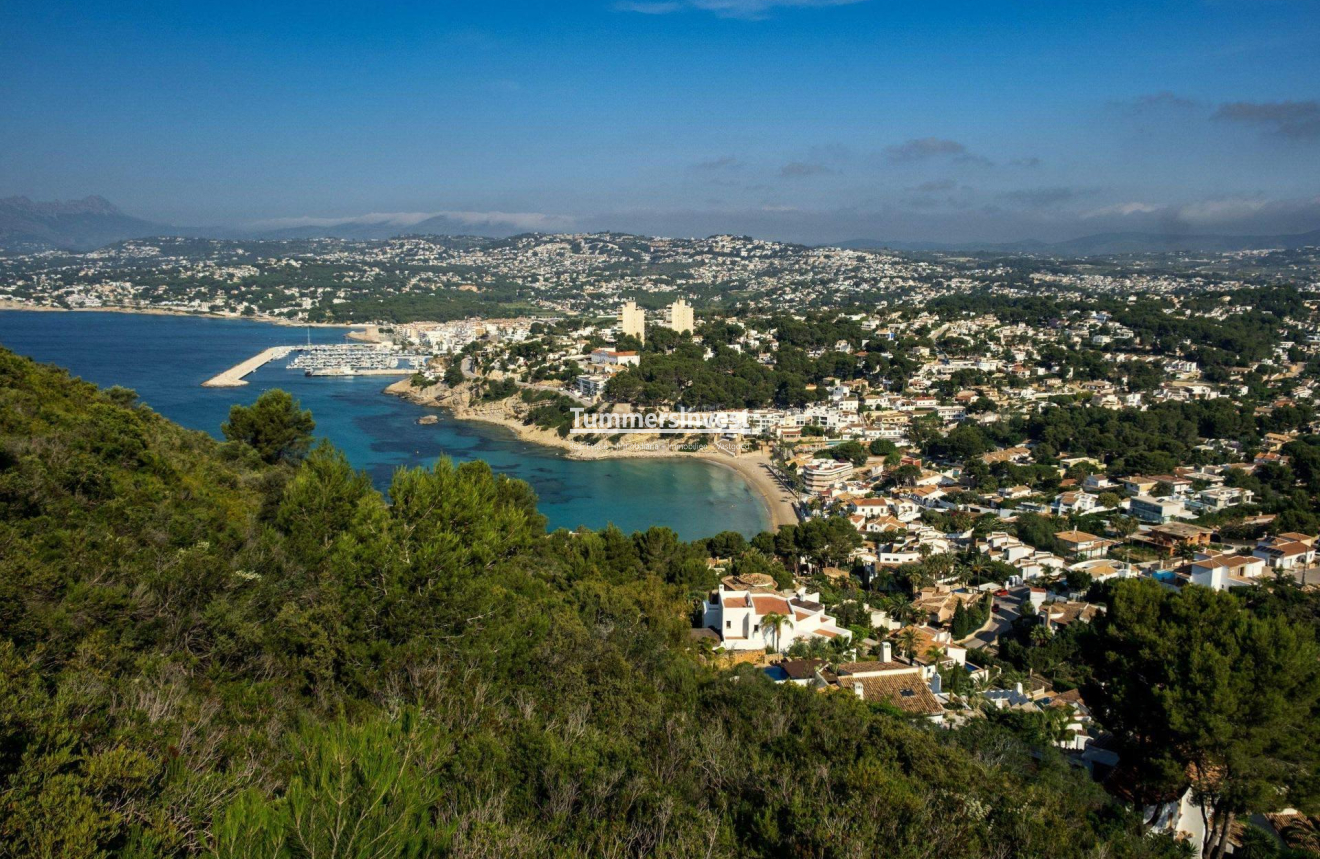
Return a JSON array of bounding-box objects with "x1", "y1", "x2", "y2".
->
[
  {"x1": 0, "y1": 349, "x2": 1189, "y2": 858},
  {"x1": 1082, "y1": 580, "x2": 1320, "y2": 858},
  {"x1": 221, "y1": 389, "x2": 316, "y2": 465},
  {"x1": 604, "y1": 315, "x2": 917, "y2": 409}
]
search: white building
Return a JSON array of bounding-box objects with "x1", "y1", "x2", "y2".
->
[
  {"x1": 700, "y1": 579, "x2": 851, "y2": 652},
  {"x1": 1189, "y1": 552, "x2": 1267, "y2": 591},
  {"x1": 802, "y1": 459, "x2": 853, "y2": 494}
]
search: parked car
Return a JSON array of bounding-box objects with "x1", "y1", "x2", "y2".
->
[{"x1": 994, "y1": 588, "x2": 1009, "y2": 597}]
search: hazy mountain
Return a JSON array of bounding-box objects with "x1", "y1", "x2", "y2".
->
[
  {"x1": 834, "y1": 229, "x2": 1320, "y2": 256},
  {"x1": 257, "y1": 214, "x2": 538, "y2": 241},
  {"x1": 6, "y1": 194, "x2": 1318, "y2": 256},
  {"x1": 0, "y1": 196, "x2": 174, "y2": 251}
]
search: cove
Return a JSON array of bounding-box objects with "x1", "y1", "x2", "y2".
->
[{"x1": 0, "y1": 310, "x2": 771, "y2": 540}]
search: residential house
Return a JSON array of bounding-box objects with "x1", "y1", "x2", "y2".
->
[
  {"x1": 701, "y1": 577, "x2": 852, "y2": 651},
  {"x1": 763, "y1": 658, "x2": 827, "y2": 687},
  {"x1": 1038, "y1": 600, "x2": 1102, "y2": 630},
  {"x1": 1128, "y1": 495, "x2": 1189, "y2": 524},
  {"x1": 1120, "y1": 476, "x2": 1160, "y2": 496},
  {"x1": 1055, "y1": 530, "x2": 1112, "y2": 560},
  {"x1": 837, "y1": 656, "x2": 944, "y2": 723},
  {"x1": 1253, "y1": 535, "x2": 1316, "y2": 571},
  {"x1": 1050, "y1": 491, "x2": 1097, "y2": 516},
  {"x1": 1195, "y1": 486, "x2": 1254, "y2": 511},
  {"x1": 1145, "y1": 522, "x2": 1213, "y2": 553},
  {"x1": 1188, "y1": 552, "x2": 1268, "y2": 591}
]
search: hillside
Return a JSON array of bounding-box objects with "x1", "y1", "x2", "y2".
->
[
  {"x1": 0, "y1": 195, "x2": 172, "y2": 252},
  {"x1": 0, "y1": 348, "x2": 1187, "y2": 858}
]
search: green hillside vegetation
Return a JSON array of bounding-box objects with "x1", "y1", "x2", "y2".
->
[{"x1": 0, "y1": 347, "x2": 1189, "y2": 858}]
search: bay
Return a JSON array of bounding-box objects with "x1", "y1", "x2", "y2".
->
[{"x1": 0, "y1": 310, "x2": 771, "y2": 539}]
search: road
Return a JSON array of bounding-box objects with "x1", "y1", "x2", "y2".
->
[
  {"x1": 962, "y1": 587, "x2": 1027, "y2": 652},
  {"x1": 1284, "y1": 565, "x2": 1320, "y2": 587}
]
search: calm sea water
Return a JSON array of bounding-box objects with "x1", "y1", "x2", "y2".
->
[{"x1": 0, "y1": 310, "x2": 770, "y2": 539}]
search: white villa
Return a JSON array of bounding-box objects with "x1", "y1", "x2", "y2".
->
[{"x1": 701, "y1": 576, "x2": 852, "y2": 652}]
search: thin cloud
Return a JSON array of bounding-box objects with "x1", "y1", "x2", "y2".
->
[
  {"x1": 690, "y1": 155, "x2": 742, "y2": 171},
  {"x1": 779, "y1": 161, "x2": 833, "y2": 177},
  {"x1": 1078, "y1": 195, "x2": 1320, "y2": 233},
  {"x1": 1081, "y1": 202, "x2": 1161, "y2": 219},
  {"x1": 614, "y1": 1, "x2": 683, "y2": 13},
  {"x1": 883, "y1": 137, "x2": 991, "y2": 165},
  {"x1": 910, "y1": 179, "x2": 957, "y2": 192},
  {"x1": 616, "y1": 0, "x2": 870, "y2": 19},
  {"x1": 999, "y1": 187, "x2": 1089, "y2": 209},
  {"x1": 1112, "y1": 91, "x2": 1200, "y2": 114},
  {"x1": 1212, "y1": 100, "x2": 1320, "y2": 141}
]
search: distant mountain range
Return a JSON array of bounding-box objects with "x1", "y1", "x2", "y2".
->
[
  {"x1": 834, "y1": 229, "x2": 1320, "y2": 256},
  {"x1": 254, "y1": 214, "x2": 532, "y2": 242},
  {"x1": 0, "y1": 196, "x2": 173, "y2": 252},
  {"x1": 0, "y1": 197, "x2": 542, "y2": 250},
  {"x1": 4, "y1": 195, "x2": 1320, "y2": 256}
]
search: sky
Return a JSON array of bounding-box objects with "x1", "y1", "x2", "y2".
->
[{"x1": 2, "y1": 0, "x2": 1319, "y2": 244}]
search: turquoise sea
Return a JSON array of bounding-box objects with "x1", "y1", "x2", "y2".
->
[{"x1": 0, "y1": 310, "x2": 770, "y2": 539}]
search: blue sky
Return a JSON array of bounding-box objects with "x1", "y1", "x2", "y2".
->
[{"x1": 2, "y1": 0, "x2": 1318, "y2": 243}]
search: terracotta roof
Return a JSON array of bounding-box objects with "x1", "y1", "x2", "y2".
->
[
  {"x1": 778, "y1": 658, "x2": 824, "y2": 681},
  {"x1": 1048, "y1": 688, "x2": 1086, "y2": 708},
  {"x1": 751, "y1": 595, "x2": 792, "y2": 615},
  {"x1": 836, "y1": 660, "x2": 913, "y2": 676},
  {"x1": 847, "y1": 674, "x2": 942, "y2": 715},
  {"x1": 1196, "y1": 553, "x2": 1256, "y2": 570},
  {"x1": 1057, "y1": 530, "x2": 1103, "y2": 544}
]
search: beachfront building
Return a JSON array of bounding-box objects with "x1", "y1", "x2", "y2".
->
[{"x1": 802, "y1": 458, "x2": 853, "y2": 494}]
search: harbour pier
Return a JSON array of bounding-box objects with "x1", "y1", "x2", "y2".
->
[{"x1": 201, "y1": 346, "x2": 295, "y2": 387}]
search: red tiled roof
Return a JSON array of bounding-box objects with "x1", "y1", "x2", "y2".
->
[{"x1": 751, "y1": 596, "x2": 792, "y2": 615}]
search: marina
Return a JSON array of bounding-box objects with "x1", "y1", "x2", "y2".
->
[
  {"x1": 203, "y1": 342, "x2": 428, "y2": 387},
  {"x1": 288, "y1": 343, "x2": 429, "y2": 377}
]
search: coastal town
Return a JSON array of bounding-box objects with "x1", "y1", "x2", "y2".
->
[
  {"x1": 9, "y1": 0, "x2": 1320, "y2": 853},
  {"x1": 2, "y1": 232, "x2": 1317, "y2": 323},
  {"x1": 356, "y1": 280, "x2": 1320, "y2": 854},
  {"x1": 5, "y1": 231, "x2": 1320, "y2": 854}
]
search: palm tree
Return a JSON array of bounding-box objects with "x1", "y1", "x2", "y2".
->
[
  {"x1": 761, "y1": 612, "x2": 793, "y2": 653},
  {"x1": 897, "y1": 627, "x2": 920, "y2": 660},
  {"x1": 967, "y1": 553, "x2": 990, "y2": 585}
]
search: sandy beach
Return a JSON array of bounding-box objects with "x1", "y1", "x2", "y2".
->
[
  {"x1": 385, "y1": 378, "x2": 801, "y2": 530},
  {"x1": 697, "y1": 452, "x2": 800, "y2": 531}
]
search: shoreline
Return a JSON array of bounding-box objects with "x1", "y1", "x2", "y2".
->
[
  {"x1": 0, "y1": 305, "x2": 797, "y2": 532},
  {"x1": 0, "y1": 301, "x2": 360, "y2": 330},
  {"x1": 386, "y1": 378, "x2": 800, "y2": 531}
]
